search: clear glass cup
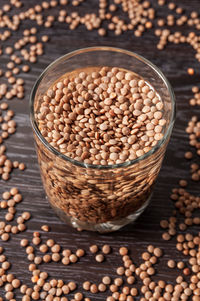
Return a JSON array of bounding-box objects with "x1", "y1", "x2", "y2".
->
[{"x1": 30, "y1": 47, "x2": 175, "y2": 233}]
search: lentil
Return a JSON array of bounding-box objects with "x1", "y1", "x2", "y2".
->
[
  {"x1": 89, "y1": 245, "x2": 98, "y2": 253},
  {"x1": 95, "y1": 254, "x2": 104, "y2": 262}
]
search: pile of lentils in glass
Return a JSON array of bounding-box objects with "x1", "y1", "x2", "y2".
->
[
  {"x1": 0, "y1": 0, "x2": 200, "y2": 300},
  {"x1": 36, "y1": 67, "x2": 166, "y2": 165}
]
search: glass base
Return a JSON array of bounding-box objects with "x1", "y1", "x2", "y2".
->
[{"x1": 49, "y1": 194, "x2": 152, "y2": 233}]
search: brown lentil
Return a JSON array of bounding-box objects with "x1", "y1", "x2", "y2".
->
[
  {"x1": 90, "y1": 284, "x2": 98, "y2": 293},
  {"x1": 102, "y1": 276, "x2": 111, "y2": 285},
  {"x1": 95, "y1": 254, "x2": 104, "y2": 262},
  {"x1": 41, "y1": 224, "x2": 50, "y2": 232},
  {"x1": 89, "y1": 245, "x2": 98, "y2": 253},
  {"x1": 102, "y1": 244, "x2": 111, "y2": 254}
]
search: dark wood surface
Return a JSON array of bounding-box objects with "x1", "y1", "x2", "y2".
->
[{"x1": 0, "y1": 1, "x2": 200, "y2": 300}]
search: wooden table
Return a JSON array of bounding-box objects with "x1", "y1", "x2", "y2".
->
[{"x1": 0, "y1": 0, "x2": 199, "y2": 300}]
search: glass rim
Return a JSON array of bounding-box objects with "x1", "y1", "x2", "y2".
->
[{"x1": 30, "y1": 46, "x2": 176, "y2": 170}]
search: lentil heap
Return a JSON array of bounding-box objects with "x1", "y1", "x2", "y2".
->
[{"x1": 36, "y1": 67, "x2": 166, "y2": 165}]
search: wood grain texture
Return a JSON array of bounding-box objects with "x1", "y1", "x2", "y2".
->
[{"x1": 0, "y1": 0, "x2": 200, "y2": 300}]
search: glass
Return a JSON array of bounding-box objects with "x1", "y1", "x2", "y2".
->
[{"x1": 30, "y1": 47, "x2": 175, "y2": 233}]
